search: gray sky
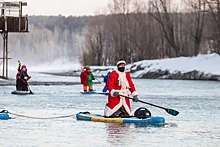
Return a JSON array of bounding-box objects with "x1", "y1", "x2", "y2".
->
[
  {"x1": 4, "y1": 0, "x2": 184, "y2": 16},
  {"x1": 14, "y1": 0, "x2": 109, "y2": 16}
]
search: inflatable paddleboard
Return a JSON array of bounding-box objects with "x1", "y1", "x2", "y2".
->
[
  {"x1": 11, "y1": 90, "x2": 33, "y2": 95},
  {"x1": 0, "y1": 112, "x2": 9, "y2": 120},
  {"x1": 76, "y1": 112, "x2": 165, "y2": 125}
]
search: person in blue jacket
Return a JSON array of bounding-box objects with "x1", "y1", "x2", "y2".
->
[
  {"x1": 102, "y1": 71, "x2": 111, "y2": 92},
  {"x1": 16, "y1": 60, "x2": 31, "y2": 91}
]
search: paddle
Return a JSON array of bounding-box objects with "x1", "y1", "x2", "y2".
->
[
  {"x1": 95, "y1": 78, "x2": 105, "y2": 85},
  {"x1": 27, "y1": 83, "x2": 33, "y2": 94},
  {"x1": 119, "y1": 94, "x2": 179, "y2": 116},
  {"x1": 95, "y1": 92, "x2": 109, "y2": 95}
]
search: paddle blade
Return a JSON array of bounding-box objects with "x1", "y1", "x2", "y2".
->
[
  {"x1": 29, "y1": 90, "x2": 34, "y2": 94},
  {"x1": 165, "y1": 108, "x2": 179, "y2": 116}
]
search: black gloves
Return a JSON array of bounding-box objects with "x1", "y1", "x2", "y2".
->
[
  {"x1": 113, "y1": 91, "x2": 138, "y2": 102},
  {"x1": 113, "y1": 91, "x2": 119, "y2": 96},
  {"x1": 132, "y1": 95, "x2": 138, "y2": 102},
  {"x1": 18, "y1": 60, "x2": 21, "y2": 66}
]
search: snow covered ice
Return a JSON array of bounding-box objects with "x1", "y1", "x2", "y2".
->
[{"x1": 1, "y1": 53, "x2": 220, "y2": 84}]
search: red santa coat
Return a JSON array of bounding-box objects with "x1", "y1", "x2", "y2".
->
[
  {"x1": 104, "y1": 70, "x2": 138, "y2": 117},
  {"x1": 80, "y1": 71, "x2": 89, "y2": 86}
]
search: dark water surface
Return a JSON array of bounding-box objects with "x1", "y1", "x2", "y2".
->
[{"x1": 0, "y1": 79, "x2": 220, "y2": 147}]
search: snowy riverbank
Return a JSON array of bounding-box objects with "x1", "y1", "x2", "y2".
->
[{"x1": 0, "y1": 53, "x2": 220, "y2": 86}]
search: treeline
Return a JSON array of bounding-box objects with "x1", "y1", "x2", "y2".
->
[
  {"x1": 1, "y1": 0, "x2": 219, "y2": 67},
  {"x1": 82, "y1": 0, "x2": 220, "y2": 66}
]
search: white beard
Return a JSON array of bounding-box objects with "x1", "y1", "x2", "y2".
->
[{"x1": 117, "y1": 71, "x2": 130, "y2": 90}]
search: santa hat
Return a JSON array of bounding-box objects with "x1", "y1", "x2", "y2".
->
[
  {"x1": 117, "y1": 60, "x2": 126, "y2": 66},
  {"x1": 83, "y1": 66, "x2": 90, "y2": 71}
]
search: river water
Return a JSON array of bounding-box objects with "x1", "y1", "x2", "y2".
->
[{"x1": 0, "y1": 79, "x2": 220, "y2": 147}]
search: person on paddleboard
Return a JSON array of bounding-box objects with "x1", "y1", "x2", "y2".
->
[
  {"x1": 104, "y1": 60, "x2": 138, "y2": 117},
  {"x1": 87, "y1": 66, "x2": 95, "y2": 91},
  {"x1": 102, "y1": 71, "x2": 111, "y2": 92},
  {"x1": 80, "y1": 66, "x2": 95, "y2": 92},
  {"x1": 16, "y1": 60, "x2": 31, "y2": 91}
]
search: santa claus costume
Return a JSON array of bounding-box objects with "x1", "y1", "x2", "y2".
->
[
  {"x1": 104, "y1": 60, "x2": 138, "y2": 117},
  {"x1": 80, "y1": 66, "x2": 89, "y2": 91}
]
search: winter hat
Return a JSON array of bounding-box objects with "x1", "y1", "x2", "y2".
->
[
  {"x1": 117, "y1": 60, "x2": 126, "y2": 67},
  {"x1": 21, "y1": 65, "x2": 26, "y2": 69},
  {"x1": 83, "y1": 66, "x2": 88, "y2": 71},
  {"x1": 86, "y1": 65, "x2": 91, "y2": 69}
]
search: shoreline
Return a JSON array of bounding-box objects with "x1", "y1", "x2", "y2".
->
[{"x1": 1, "y1": 71, "x2": 219, "y2": 86}]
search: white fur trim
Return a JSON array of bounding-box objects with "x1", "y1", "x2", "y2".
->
[
  {"x1": 104, "y1": 104, "x2": 122, "y2": 116},
  {"x1": 119, "y1": 89, "x2": 129, "y2": 96},
  {"x1": 117, "y1": 60, "x2": 126, "y2": 66},
  {"x1": 120, "y1": 96, "x2": 132, "y2": 115},
  {"x1": 104, "y1": 98, "x2": 123, "y2": 116},
  {"x1": 104, "y1": 106, "x2": 112, "y2": 116},
  {"x1": 104, "y1": 96, "x2": 132, "y2": 117},
  {"x1": 132, "y1": 91, "x2": 138, "y2": 97},
  {"x1": 110, "y1": 89, "x2": 119, "y2": 97}
]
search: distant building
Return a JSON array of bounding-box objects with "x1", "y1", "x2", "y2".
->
[{"x1": 0, "y1": 1, "x2": 28, "y2": 79}]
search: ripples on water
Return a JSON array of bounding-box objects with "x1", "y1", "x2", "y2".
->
[{"x1": 0, "y1": 79, "x2": 220, "y2": 147}]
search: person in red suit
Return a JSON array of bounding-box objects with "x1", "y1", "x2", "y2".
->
[
  {"x1": 80, "y1": 66, "x2": 90, "y2": 92},
  {"x1": 104, "y1": 60, "x2": 138, "y2": 117}
]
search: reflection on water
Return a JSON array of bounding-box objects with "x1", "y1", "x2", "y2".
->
[
  {"x1": 164, "y1": 122, "x2": 178, "y2": 128},
  {"x1": 134, "y1": 123, "x2": 165, "y2": 128},
  {"x1": 0, "y1": 79, "x2": 220, "y2": 147},
  {"x1": 106, "y1": 123, "x2": 131, "y2": 146}
]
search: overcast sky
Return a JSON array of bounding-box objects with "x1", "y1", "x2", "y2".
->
[
  {"x1": 6, "y1": 0, "x2": 109, "y2": 16},
  {"x1": 3, "y1": 0, "x2": 185, "y2": 16}
]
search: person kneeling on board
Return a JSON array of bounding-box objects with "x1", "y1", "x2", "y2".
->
[
  {"x1": 16, "y1": 60, "x2": 31, "y2": 91},
  {"x1": 104, "y1": 60, "x2": 138, "y2": 117}
]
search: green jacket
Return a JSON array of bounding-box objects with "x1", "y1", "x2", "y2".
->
[{"x1": 88, "y1": 73, "x2": 95, "y2": 86}]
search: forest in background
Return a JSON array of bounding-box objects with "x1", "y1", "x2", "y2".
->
[
  {"x1": 82, "y1": 0, "x2": 220, "y2": 65},
  {"x1": 0, "y1": 0, "x2": 219, "y2": 66}
]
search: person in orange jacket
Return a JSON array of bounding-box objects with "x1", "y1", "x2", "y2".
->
[{"x1": 16, "y1": 60, "x2": 31, "y2": 91}]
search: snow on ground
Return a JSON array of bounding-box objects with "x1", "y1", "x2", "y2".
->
[
  {"x1": 127, "y1": 53, "x2": 220, "y2": 78},
  {"x1": 1, "y1": 53, "x2": 220, "y2": 83}
]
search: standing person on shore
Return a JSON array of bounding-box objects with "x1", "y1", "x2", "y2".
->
[{"x1": 104, "y1": 60, "x2": 138, "y2": 117}]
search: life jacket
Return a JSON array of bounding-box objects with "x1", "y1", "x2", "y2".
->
[{"x1": 18, "y1": 68, "x2": 30, "y2": 83}]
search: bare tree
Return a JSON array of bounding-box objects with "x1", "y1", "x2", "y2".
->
[
  {"x1": 148, "y1": 0, "x2": 183, "y2": 57},
  {"x1": 83, "y1": 16, "x2": 106, "y2": 65},
  {"x1": 204, "y1": 0, "x2": 220, "y2": 52},
  {"x1": 184, "y1": 0, "x2": 205, "y2": 55},
  {"x1": 107, "y1": 0, "x2": 133, "y2": 63}
]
